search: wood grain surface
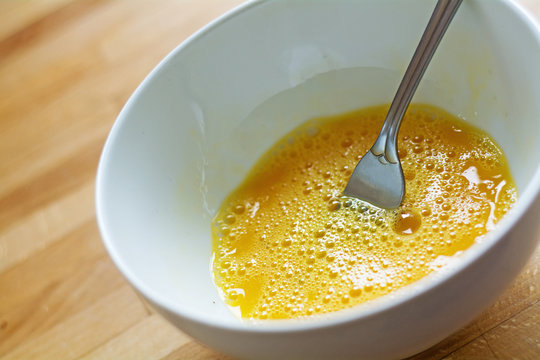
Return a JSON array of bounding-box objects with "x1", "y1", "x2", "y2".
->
[{"x1": 1, "y1": 1, "x2": 539, "y2": 359}]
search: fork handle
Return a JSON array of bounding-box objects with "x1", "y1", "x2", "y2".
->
[{"x1": 371, "y1": 0, "x2": 463, "y2": 163}]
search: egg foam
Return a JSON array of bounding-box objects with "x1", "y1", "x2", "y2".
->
[{"x1": 211, "y1": 104, "x2": 517, "y2": 319}]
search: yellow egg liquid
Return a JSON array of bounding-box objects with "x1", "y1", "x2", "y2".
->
[{"x1": 211, "y1": 104, "x2": 517, "y2": 319}]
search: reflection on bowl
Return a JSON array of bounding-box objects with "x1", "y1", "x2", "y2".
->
[{"x1": 96, "y1": 1, "x2": 540, "y2": 359}]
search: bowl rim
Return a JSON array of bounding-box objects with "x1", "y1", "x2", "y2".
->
[{"x1": 96, "y1": 0, "x2": 540, "y2": 333}]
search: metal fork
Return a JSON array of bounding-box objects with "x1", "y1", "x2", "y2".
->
[{"x1": 344, "y1": 0, "x2": 463, "y2": 208}]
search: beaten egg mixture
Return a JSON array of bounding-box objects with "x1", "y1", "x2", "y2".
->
[{"x1": 211, "y1": 104, "x2": 516, "y2": 319}]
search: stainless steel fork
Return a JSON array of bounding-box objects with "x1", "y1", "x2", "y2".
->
[{"x1": 344, "y1": 0, "x2": 463, "y2": 208}]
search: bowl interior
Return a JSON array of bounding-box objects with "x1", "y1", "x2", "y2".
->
[{"x1": 97, "y1": 0, "x2": 540, "y2": 327}]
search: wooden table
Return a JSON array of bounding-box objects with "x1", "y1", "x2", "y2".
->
[{"x1": 1, "y1": 1, "x2": 539, "y2": 359}]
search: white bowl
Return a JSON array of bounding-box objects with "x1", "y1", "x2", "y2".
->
[{"x1": 96, "y1": 1, "x2": 540, "y2": 359}]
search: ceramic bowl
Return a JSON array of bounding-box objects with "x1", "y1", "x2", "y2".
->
[{"x1": 96, "y1": 1, "x2": 540, "y2": 359}]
